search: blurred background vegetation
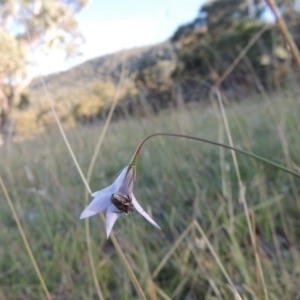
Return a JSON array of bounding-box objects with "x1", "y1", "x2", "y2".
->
[
  {"x1": 1, "y1": 0, "x2": 299, "y2": 140},
  {"x1": 0, "y1": 0, "x2": 89, "y2": 141},
  {"x1": 1, "y1": 0, "x2": 300, "y2": 299}
]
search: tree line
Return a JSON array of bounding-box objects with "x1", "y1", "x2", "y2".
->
[{"x1": 1, "y1": 0, "x2": 300, "y2": 141}]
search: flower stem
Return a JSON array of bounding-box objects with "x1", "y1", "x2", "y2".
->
[{"x1": 129, "y1": 133, "x2": 300, "y2": 179}]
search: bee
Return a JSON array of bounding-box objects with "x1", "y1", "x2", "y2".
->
[{"x1": 110, "y1": 192, "x2": 135, "y2": 215}]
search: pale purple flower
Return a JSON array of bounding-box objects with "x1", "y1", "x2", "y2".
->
[{"x1": 80, "y1": 165, "x2": 161, "y2": 238}]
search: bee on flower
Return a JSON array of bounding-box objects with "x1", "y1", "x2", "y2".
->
[{"x1": 80, "y1": 165, "x2": 160, "y2": 238}]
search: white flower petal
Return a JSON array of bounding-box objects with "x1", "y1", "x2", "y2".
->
[
  {"x1": 119, "y1": 166, "x2": 136, "y2": 196},
  {"x1": 80, "y1": 189, "x2": 112, "y2": 219},
  {"x1": 132, "y1": 194, "x2": 161, "y2": 230},
  {"x1": 111, "y1": 166, "x2": 129, "y2": 191},
  {"x1": 91, "y1": 191, "x2": 100, "y2": 197},
  {"x1": 91, "y1": 184, "x2": 114, "y2": 198},
  {"x1": 106, "y1": 204, "x2": 121, "y2": 238}
]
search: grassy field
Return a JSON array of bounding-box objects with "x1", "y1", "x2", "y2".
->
[{"x1": 1, "y1": 85, "x2": 300, "y2": 299}]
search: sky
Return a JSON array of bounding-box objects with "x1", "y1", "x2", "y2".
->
[{"x1": 37, "y1": 0, "x2": 205, "y2": 75}]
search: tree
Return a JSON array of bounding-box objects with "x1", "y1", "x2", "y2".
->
[{"x1": 0, "y1": 0, "x2": 88, "y2": 141}]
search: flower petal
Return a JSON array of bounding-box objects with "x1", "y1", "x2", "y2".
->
[
  {"x1": 80, "y1": 186, "x2": 113, "y2": 219},
  {"x1": 111, "y1": 166, "x2": 129, "y2": 191},
  {"x1": 132, "y1": 194, "x2": 161, "y2": 230},
  {"x1": 91, "y1": 191, "x2": 101, "y2": 197},
  {"x1": 119, "y1": 166, "x2": 136, "y2": 196},
  {"x1": 106, "y1": 204, "x2": 121, "y2": 238}
]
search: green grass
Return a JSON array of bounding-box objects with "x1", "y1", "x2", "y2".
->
[{"x1": 1, "y1": 86, "x2": 300, "y2": 299}]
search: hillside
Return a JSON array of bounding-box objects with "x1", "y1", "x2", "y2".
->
[
  {"x1": 29, "y1": 41, "x2": 176, "y2": 104},
  {"x1": 9, "y1": 41, "x2": 177, "y2": 139},
  {"x1": 14, "y1": 1, "x2": 300, "y2": 141}
]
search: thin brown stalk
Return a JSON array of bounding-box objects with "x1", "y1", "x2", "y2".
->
[
  {"x1": 25, "y1": 26, "x2": 105, "y2": 300},
  {"x1": 152, "y1": 222, "x2": 194, "y2": 279},
  {"x1": 215, "y1": 89, "x2": 269, "y2": 300},
  {"x1": 250, "y1": 211, "x2": 262, "y2": 300},
  {"x1": 26, "y1": 26, "x2": 146, "y2": 300},
  {"x1": 83, "y1": 61, "x2": 126, "y2": 300},
  {"x1": 277, "y1": 124, "x2": 300, "y2": 213},
  {"x1": 152, "y1": 282, "x2": 172, "y2": 300},
  {"x1": 24, "y1": 24, "x2": 91, "y2": 195},
  {"x1": 210, "y1": 94, "x2": 234, "y2": 231},
  {"x1": 84, "y1": 62, "x2": 147, "y2": 300},
  {"x1": 193, "y1": 220, "x2": 241, "y2": 297},
  {"x1": 216, "y1": 26, "x2": 267, "y2": 87},
  {"x1": 265, "y1": 0, "x2": 300, "y2": 71},
  {"x1": 107, "y1": 219, "x2": 147, "y2": 300},
  {"x1": 0, "y1": 175, "x2": 52, "y2": 300},
  {"x1": 0, "y1": 283, "x2": 8, "y2": 300}
]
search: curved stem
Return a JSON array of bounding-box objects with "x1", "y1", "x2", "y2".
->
[{"x1": 129, "y1": 133, "x2": 300, "y2": 179}]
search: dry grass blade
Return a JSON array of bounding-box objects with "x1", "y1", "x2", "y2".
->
[
  {"x1": 107, "y1": 220, "x2": 148, "y2": 300},
  {"x1": 26, "y1": 14, "x2": 146, "y2": 299},
  {"x1": 193, "y1": 220, "x2": 240, "y2": 296},
  {"x1": 228, "y1": 285, "x2": 244, "y2": 300},
  {"x1": 207, "y1": 277, "x2": 222, "y2": 299},
  {"x1": 0, "y1": 175, "x2": 52, "y2": 300},
  {"x1": 215, "y1": 89, "x2": 269, "y2": 300},
  {"x1": 83, "y1": 61, "x2": 126, "y2": 300},
  {"x1": 216, "y1": 26, "x2": 267, "y2": 87},
  {"x1": 82, "y1": 61, "x2": 148, "y2": 300},
  {"x1": 210, "y1": 94, "x2": 234, "y2": 230},
  {"x1": 277, "y1": 124, "x2": 300, "y2": 213},
  {"x1": 215, "y1": 89, "x2": 242, "y2": 195},
  {"x1": 250, "y1": 211, "x2": 262, "y2": 300},
  {"x1": 265, "y1": 0, "x2": 300, "y2": 70},
  {"x1": 151, "y1": 282, "x2": 172, "y2": 300},
  {"x1": 24, "y1": 23, "x2": 106, "y2": 300},
  {"x1": 24, "y1": 26, "x2": 92, "y2": 194},
  {"x1": 152, "y1": 221, "x2": 194, "y2": 279},
  {"x1": 84, "y1": 217, "x2": 104, "y2": 300},
  {"x1": 0, "y1": 287, "x2": 7, "y2": 300}
]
